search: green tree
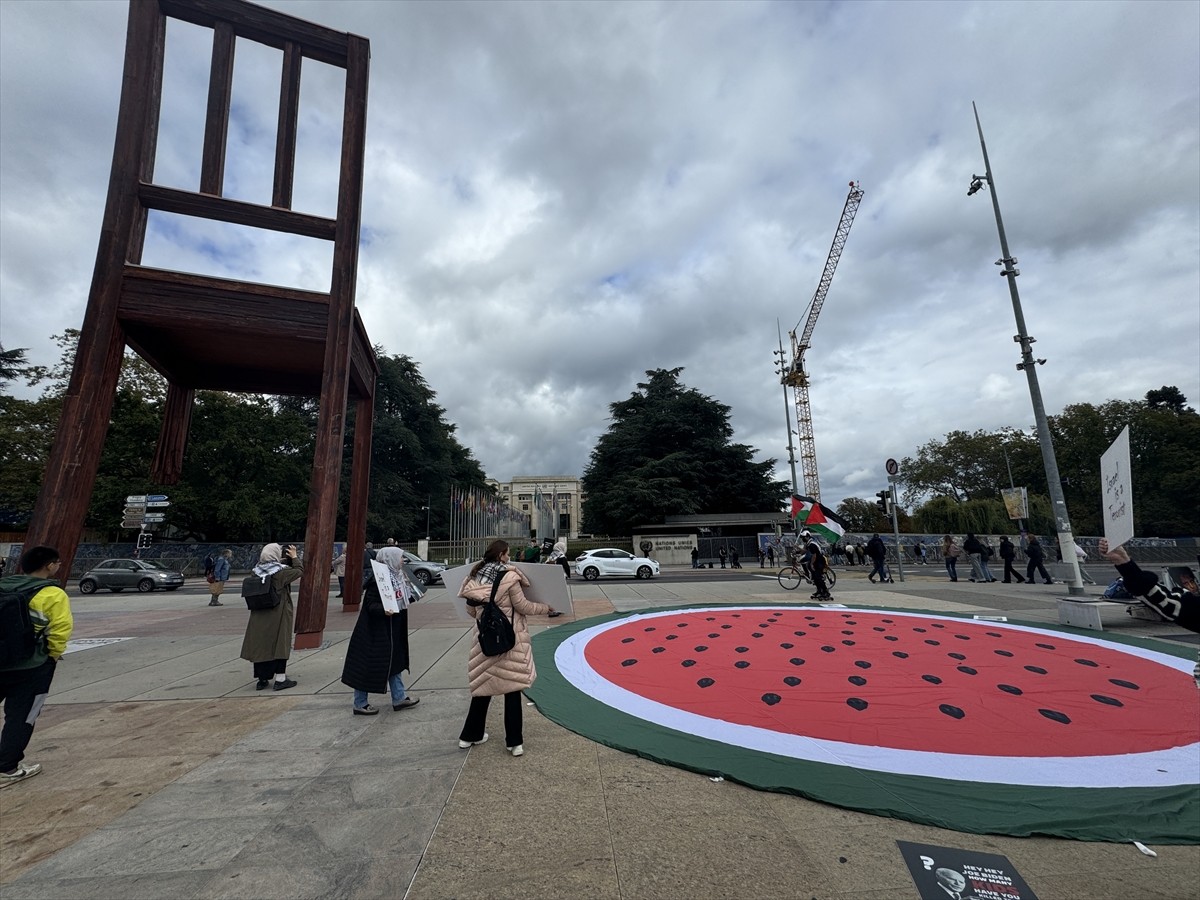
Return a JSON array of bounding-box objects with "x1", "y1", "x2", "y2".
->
[
  {"x1": 581, "y1": 368, "x2": 787, "y2": 535},
  {"x1": 898, "y1": 428, "x2": 1041, "y2": 505}
]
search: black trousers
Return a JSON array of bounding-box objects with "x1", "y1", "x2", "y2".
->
[
  {"x1": 1027, "y1": 560, "x2": 1052, "y2": 583},
  {"x1": 0, "y1": 658, "x2": 56, "y2": 772},
  {"x1": 1003, "y1": 559, "x2": 1025, "y2": 582},
  {"x1": 460, "y1": 692, "x2": 523, "y2": 748},
  {"x1": 252, "y1": 659, "x2": 288, "y2": 680}
]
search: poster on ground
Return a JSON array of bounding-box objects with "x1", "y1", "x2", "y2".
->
[
  {"x1": 897, "y1": 841, "x2": 1039, "y2": 900},
  {"x1": 1100, "y1": 425, "x2": 1134, "y2": 549}
]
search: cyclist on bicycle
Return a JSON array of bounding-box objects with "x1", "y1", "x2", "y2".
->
[{"x1": 802, "y1": 531, "x2": 833, "y2": 601}]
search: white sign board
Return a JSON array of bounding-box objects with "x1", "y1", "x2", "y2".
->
[
  {"x1": 1100, "y1": 425, "x2": 1134, "y2": 549},
  {"x1": 443, "y1": 561, "x2": 573, "y2": 623},
  {"x1": 370, "y1": 559, "x2": 410, "y2": 613}
]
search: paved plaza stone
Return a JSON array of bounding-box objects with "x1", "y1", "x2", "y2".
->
[{"x1": 0, "y1": 568, "x2": 1196, "y2": 899}]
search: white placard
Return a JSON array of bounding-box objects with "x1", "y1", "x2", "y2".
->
[
  {"x1": 1100, "y1": 424, "x2": 1134, "y2": 549},
  {"x1": 444, "y1": 561, "x2": 573, "y2": 622},
  {"x1": 370, "y1": 559, "x2": 409, "y2": 613}
]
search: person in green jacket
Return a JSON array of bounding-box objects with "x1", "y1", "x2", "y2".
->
[{"x1": 0, "y1": 545, "x2": 74, "y2": 787}]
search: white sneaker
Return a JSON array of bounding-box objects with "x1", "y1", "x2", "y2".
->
[
  {"x1": 458, "y1": 733, "x2": 488, "y2": 749},
  {"x1": 507, "y1": 744, "x2": 524, "y2": 757},
  {"x1": 0, "y1": 762, "x2": 41, "y2": 788}
]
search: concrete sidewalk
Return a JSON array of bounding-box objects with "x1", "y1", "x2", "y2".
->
[{"x1": 1, "y1": 570, "x2": 1196, "y2": 899}]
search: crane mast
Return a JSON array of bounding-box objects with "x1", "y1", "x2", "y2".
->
[{"x1": 782, "y1": 182, "x2": 864, "y2": 502}]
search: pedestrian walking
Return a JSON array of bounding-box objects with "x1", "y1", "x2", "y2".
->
[
  {"x1": 730, "y1": 548, "x2": 741, "y2": 569},
  {"x1": 457, "y1": 540, "x2": 557, "y2": 757},
  {"x1": 999, "y1": 536, "x2": 1025, "y2": 583},
  {"x1": 0, "y1": 546, "x2": 73, "y2": 788},
  {"x1": 1074, "y1": 541, "x2": 1097, "y2": 585},
  {"x1": 855, "y1": 543, "x2": 866, "y2": 566},
  {"x1": 942, "y1": 535, "x2": 961, "y2": 582},
  {"x1": 963, "y1": 533, "x2": 993, "y2": 582},
  {"x1": 690, "y1": 547, "x2": 700, "y2": 569},
  {"x1": 241, "y1": 543, "x2": 303, "y2": 691},
  {"x1": 867, "y1": 534, "x2": 888, "y2": 583},
  {"x1": 805, "y1": 533, "x2": 832, "y2": 601},
  {"x1": 718, "y1": 547, "x2": 727, "y2": 569},
  {"x1": 766, "y1": 545, "x2": 775, "y2": 566},
  {"x1": 1025, "y1": 536, "x2": 1054, "y2": 584},
  {"x1": 207, "y1": 548, "x2": 232, "y2": 606},
  {"x1": 342, "y1": 547, "x2": 420, "y2": 715}
]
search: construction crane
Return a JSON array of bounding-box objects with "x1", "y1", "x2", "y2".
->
[{"x1": 781, "y1": 181, "x2": 865, "y2": 502}]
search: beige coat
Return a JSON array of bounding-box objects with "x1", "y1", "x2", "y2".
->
[{"x1": 460, "y1": 567, "x2": 551, "y2": 697}]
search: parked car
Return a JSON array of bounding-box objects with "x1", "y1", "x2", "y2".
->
[
  {"x1": 400, "y1": 550, "x2": 446, "y2": 586},
  {"x1": 79, "y1": 558, "x2": 186, "y2": 594},
  {"x1": 575, "y1": 548, "x2": 660, "y2": 580}
]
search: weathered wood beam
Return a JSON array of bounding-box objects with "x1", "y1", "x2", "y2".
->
[
  {"x1": 273, "y1": 41, "x2": 302, "y2": 209},
  {"x1": 159, "y1": 0, "x2": 351, "y2": 67},
  {"x1": 150, "y1": 384, "x2": 194, "y2": 484},
  {"x1": 139, "y1": 184, "x2": 336, "y2": 239},
  {"x1": 199, "y1": 21, "x2": 234, "y2": 196}
]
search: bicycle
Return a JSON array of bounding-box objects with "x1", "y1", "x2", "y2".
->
[{"x1": 777, "y1": 565, "x2": 836, "y2": 591}]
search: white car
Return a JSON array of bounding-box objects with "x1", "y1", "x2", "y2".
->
[{"x1": 575, "y1": 548, "x2": 660, "y2": 580}]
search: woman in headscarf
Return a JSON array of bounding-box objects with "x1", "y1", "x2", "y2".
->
[
  {"x1": 545, "y1": 539, "x2": 572, "y2": 579},
  {"x1": 457, "y1": 540, "x2": 557, "y2": 757},
  {"x1": 340, "y1": 546, "x2": 421, "y2": 715},
  {"x1": 240, "y1": 543, "x2": 302, "y2": 691}
]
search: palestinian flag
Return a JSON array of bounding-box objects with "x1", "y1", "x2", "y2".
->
[{"x1": 790, "y1": 494, "x2": 847, "y2": 544}]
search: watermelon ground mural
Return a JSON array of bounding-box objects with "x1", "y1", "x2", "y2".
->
[{"x1": 526, "y1": 604, "x2": 1200, "y2": 843}]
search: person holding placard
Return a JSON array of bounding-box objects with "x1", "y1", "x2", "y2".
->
[{"x1": 342, "y1": 547, "x2": 420, "y2": 715}]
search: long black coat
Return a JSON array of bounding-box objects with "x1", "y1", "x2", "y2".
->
[{"x1": 340, "y1": 579, "x2": 410, "y2": 692}]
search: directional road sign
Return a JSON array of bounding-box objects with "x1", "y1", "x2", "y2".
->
[
  {"x1": 126, "y1": 495, "x2": 147, "y2": 503},
  {"x1": 145, "y1": 501, "x2": 171, "y2": 509},
  {"x1": 147, "y1": 495, "x2": 168, "y2": 502},
  {"x1": 120, "y1": 519, "x2": 144, "y2": 529},
  {"x1": 142, "y1": 514, "x2": 166, "y2": 523}
]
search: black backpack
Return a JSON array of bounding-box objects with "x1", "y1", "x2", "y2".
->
[
  {"x1": 474, "y1": 570, "x2": 516, "y2": 657},
  {"x1": 241, "y1": 573, "x2": 282, "y2": 610},
  {"x1": 0, "y1": 578, "x2": 58, "y2": 668}
]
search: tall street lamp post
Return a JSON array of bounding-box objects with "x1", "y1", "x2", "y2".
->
[
  {"x1": 969, "y1": 102, "x2": 1083, "y2": 595},
  {"x1": 421, "y1": 497, "x2": 431, "y2": 541}
]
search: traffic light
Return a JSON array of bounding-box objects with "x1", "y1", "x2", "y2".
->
[
  {"x1": 875, "y1": 490, "x2": 890, "y2": 515},
  {"x1": 137, "y1": 531, "x2": 153, "y2": 550}
]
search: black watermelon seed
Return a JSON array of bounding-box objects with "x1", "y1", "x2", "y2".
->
[
  {"x1": 735, "y1": 646, "x2": 749, "y2": 653},
  {"x1": 721, "y1": 624, "x2": 733, "y2": 630},
  {"x1": 893, "y1": 651, "x2": 909, "y2": 659},
  {"x1": 621, "y1": 659, "x2": 637, "y2": 667},
  {"x1": 986, "y1": 631, "x2": 1003, "y2": 637},
  {"x1": 697, "y1": 678, "x2": 715, "y2": 688},
  {"x1": 1035, "y1": 642, "x2": 1056, "y2": 649},
  {"x1": 994, "y1": 650, "x2": 1014, "y2": 657},
  {"x1": 882, "y1": 619, "x2": 895, "y2": 623},
  {"x1": 644, "y1": 627, "x2": 656, "y2": 632},
  {"x1": 873, "y1": 626, "x2": 887, "y2": 632},
  {"x1": 793, "y1": 630, "x2": 807, "y2": 637},
  {"x1": 1092, "y1": 694, "x2": 1123, "y2": 707},
  {"x1": 845, "y1": 620, "x2": 857, "y2": 625},
  {"x1": 810, "y1": 622, "x2": 821, "y2": 628},
  {"x1": 1110, "y1": 679, "x2": 1140, "y2": 690},
  {"x1": 804, "y1": 615, "x2": 815, "y2": 620},
  {"x1": 954, "y1": 634, "x2": 971, "y2": 641},
  {"x1": 847, "y1": 698, "x2": 868, "y2": 711},
  {"x1": 732, "y1": 614, "x2": 741, "y2": 617},
  {"x1": 681, "y1": 660, "x2": 696, "y2": 667},
  {"x1": 752, "y1": 632, "x2": 764, "y2": 638},
  {"x1": 768, "y1": 617, "x2": 779, "y2": 622},
  {"x1": 930, "y1": 622, "x2": 946, "y2": 629},
  {"x1": 842, "y1": 630, "x2": 855, "y2": 635},
  {"x1": 758, "y1": 624, "x2": 770, "y2": 629},
  {"x1": 735, "y1": 661, "x2": 750, "y2": 669},
  {"x1": 621, "y1": 638, "x2": 635, "y2": 644},
  {"x1": 780, "y1": 643, "x2": 794, "y2": 649},
  {"x1": 1024, "y1": 665, "x2": 1048, "y2": 675},
  {"x1": 762, "y1": 693, "x2": 781, "y2": 705},
  {"x1": 789, "y1": 658, "x2": 806, "y2": 666},
  {"x1": 821, "y1": 645, "x2": 836, "y2": 653},
  {"x1": 652, "y1": 647, "x2": 665, "y2": 654},
  {"x1": 924, "y1": 639, "x2": 941, "y2": 646},
  {"x1": 841, "y1": 640, "x2": 856, "y2": 647},
  {"x1": 939, "y1": 704, "x2": 965, "y2": 719},
  {"x1": 884, "y1": 636, "x2": 899, "y2": 642},
  {"x1": 676, "y1": 623, "x2": 688, "y2": 628},
  {"x1": 1075, "y1": 659, "x2": 1099, "y2": 667},
  {"x1": 957, "y1": 666, "x2": 978, "y2": 676},
  {"x1": 783, "y1": 676, "x2": 802, "y2": 686},
  {"x1": 849, "y1": 675, "x2": 867, "y2": 686},
  {"x1": 998, "y1": 684, "x2": 1023, "y2": 695},
  {"x1": 949, "y1": 653, "x2": 966, "y2": 660},
  {"x1": 694, "y1": 645, "x2": 709, "y2": 652},
  {"x1": 705, "y1": 617, "x2": 715, "y2": 621},
  {"x1": 922, "y1": 674, "x2": 942, "y2": 684},
  {"x1": 1039, "y1": 708, "x2": 1071, "y2": 725},
  {"x1": 855, "y1": 660, "x2": 872, "y2": 669},
  {"x1": 913, "y1": 627, "x2": 928, "y2": 633},
  {"x1": 708, "y1": 633, "x2": 719, "y2": 638},
  {"x1": 666, "y1": 635, "x2": 678, "y2": 641}
]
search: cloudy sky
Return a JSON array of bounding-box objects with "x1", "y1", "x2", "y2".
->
[{"x1": 2, "y1": 0, "x2": 1197, "y2": 508}]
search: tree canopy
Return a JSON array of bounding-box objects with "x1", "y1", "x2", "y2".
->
[
  {"x1": 580, "y1": 368, "x2": 788, "y2": 535},
  {"x1": 0, "y1": 333, "x2": 488, "y2": 542},
  {"x1": 897, "y1": 387, "x2": 1199, "y2": 536}
]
